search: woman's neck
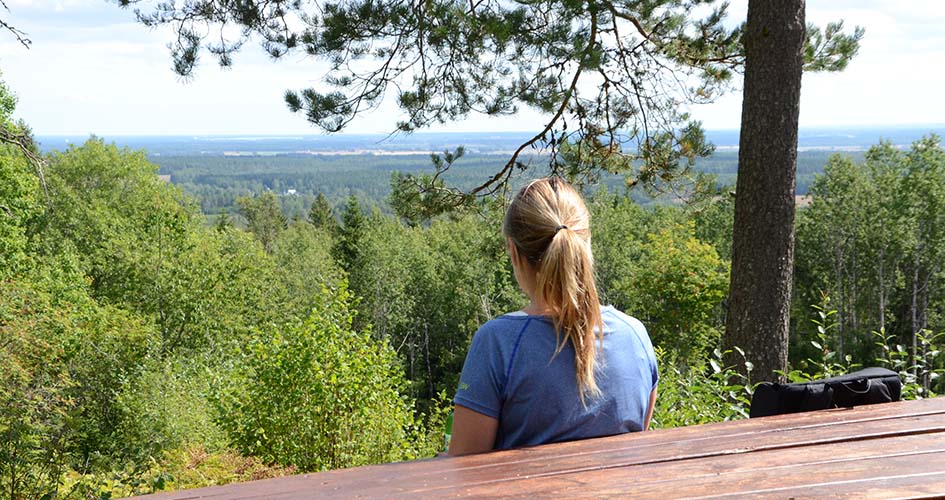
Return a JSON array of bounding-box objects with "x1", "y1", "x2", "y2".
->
[{"x1": 522, "y1": 300, "x2": 552, "y2": 316}]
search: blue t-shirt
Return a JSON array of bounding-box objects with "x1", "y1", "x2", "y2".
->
[{"x1": 454, "y1": 306, "x2": 658, "y2": 450}]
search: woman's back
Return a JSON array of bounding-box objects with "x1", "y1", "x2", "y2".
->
[
  {"x1": 455, "y1": 306, "x2": 658, "y2": 449},
  {"x1": 448, "y1": 177, "x2": 658, "y2": 455}
]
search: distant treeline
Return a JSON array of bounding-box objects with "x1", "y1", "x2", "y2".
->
[{"x1": 153, "y1": 150, "x2": 852, "y2": 219}]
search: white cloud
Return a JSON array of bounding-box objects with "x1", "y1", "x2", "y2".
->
[{"x1": 6, "y1": 0, "x2": 99, "y2": 11}]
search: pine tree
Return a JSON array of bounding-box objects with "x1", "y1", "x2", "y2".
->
[
  {"x1": 334, "y1": 196, "x2": 366, "y2": 273},
  {"x1": 121, "y1": 0, "x2": 860, "y2": 208},
  {"x1": 309, "y1": 192, "x2": 337, "y2": 233}
]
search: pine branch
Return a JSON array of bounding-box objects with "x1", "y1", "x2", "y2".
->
[{"x1": 0, "y1": 0, "x2": 31, "y2": 49}]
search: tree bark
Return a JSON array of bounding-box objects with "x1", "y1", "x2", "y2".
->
[
  {"x1": 724, "y1": 0, "x2": 805, "y2": 383},
  {"x1": 851, "y1": 222, "x2": 859, "y2": 347},
  {"x1": 877, "y1": 246, "x2": 886, "y2": 333},
  {"x1": 912, "y1": 239, "x2": 921, "y2": 378}
]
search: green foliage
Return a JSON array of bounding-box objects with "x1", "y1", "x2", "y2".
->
[
  {"x1": 627, "y1": 223, "x2": 729, "y2": 361},
  {"x1": 214, "y1": 209, "x2": 233, "y2": 231},
  {"x1": 592, "y1": 195, "x2": 729, "y2": 363},
  {"x1": 794, "y1": 136, "x2": 945, "y2": 371},
  {"x1": 214, "y1": 282, "x2": 422, "y2": 471},
  {"x1": 781, "y1": 297, "x2": 943, "y2": 400},
  {"x1": 873, "y1": 329, "x2": 944, "y2": 399},
  {"x1": 0, "y1": 281, "x2": 75, "y2": 500},
  {"x1": 270, "y1": 221, "x2": 344, "y2": 320},
  {"x1": 690, "y1": 190, "x2": 735, "y2": 261},
  {"x1": 0, "y1": 78, "x2": 37, "y2": 280},
  {"x1": 786, "y1": 295, "x2": 860, "y2": 383},
  {"x1": 651, "y1": 347, "x2": 752, "y2": 429},
  {"x1": 0, "y1": 142, "x2": 37, "y2": 279},
  {"x1": 60, "y1": 446, "x2": 293, "y2": 498},
  {"x1": 116, "y1": 356, "x2": 227, "y2": 462},
  {"x1": 40, "y1": 139, "x2": 195, "y2": 307},
  {"x1": 347, "y1": 210, "x2": 522, "y2": 403},
  {"x1": 804, "y1": 21, "x2": 865, "y2": 72},
  {"x1": 0, "y1": 270, "x2": 155, "y2": 498}
]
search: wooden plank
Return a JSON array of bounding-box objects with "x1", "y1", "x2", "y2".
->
[
  {"x1": 288, "y1": 405, "x2": 945, "y2": 498},
  {"x1": 391, "y1": 412, "x2": 945, "y2": 497},
  {"x1": 426, "y1": 434, "x2": 945, "y2": 499},
  {"x1": 699, "y1": 472, "x2": 945, "y2": 500},
  {"x1": 723, "y1": 472, "x2": 945, "y2": 499},
  {"x1": 134, "y1": 398, "x2": 945, "y2": 500},
  {"x1": 416, "y1": 432, "x2": 945, "y2": 495}
]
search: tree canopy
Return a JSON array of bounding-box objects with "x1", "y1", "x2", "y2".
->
[{"x1": 119, "y1": 0, "x2": 861, "y2": 210}]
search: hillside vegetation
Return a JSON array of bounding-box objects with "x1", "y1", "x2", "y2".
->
[{"x1": 3, "y1": 81, "x2": 944, "y2": 497}]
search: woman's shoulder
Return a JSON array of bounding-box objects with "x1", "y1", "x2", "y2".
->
[
  {"x1": 601, "y1": 305, "x2": 655, "y2": 348},
  {"x1": 474, "y1": 311, "x2": 544, "y2": 339},
  {"x1": 601, "y1": 305, "x2": 646, "y2": 334}
]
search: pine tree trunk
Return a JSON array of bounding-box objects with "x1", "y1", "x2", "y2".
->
[
  {"x1": 878, "y1": 246, "x2": 886, "y2": 333},
  {"x1": 834, "y1": 244, "x2": 845, "y2": 355},
  {"x1": 912, "y1": 239, "x2": 921, "y2": 379},
  {"x1": 724, "y1": 0, "x2": 805, "y2": 383},
  {"x1": 851, "y1": 222, "x2": 859, "y2": 347}
]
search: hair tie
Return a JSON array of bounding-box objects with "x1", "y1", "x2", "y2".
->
[{"x1": 554, "y1": 224, "x2": 568, "y2": 233}]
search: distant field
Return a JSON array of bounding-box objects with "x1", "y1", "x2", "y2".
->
[
  {"x1": 37, "y1": 125, "x2": 945, "y2": 156},
  {"x1": 145, "y1": 150, "x2": 856, "y2": 218},
  {"x1": 36, "y1": 127, "x2": 943, "y2": 217}
]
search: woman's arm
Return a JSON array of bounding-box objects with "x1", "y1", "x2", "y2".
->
[
  {"x1": 447, "y1": 404, "x2": 499, "y2": 456},
  {"x1": 644, "y1": 386, "x2": 658, "y2": 430}
]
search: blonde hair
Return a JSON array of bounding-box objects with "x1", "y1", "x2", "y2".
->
[{"x1": 503, "y1": 177, "x2": 603, "y2": 402}]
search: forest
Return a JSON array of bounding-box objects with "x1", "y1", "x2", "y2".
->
[
  {"x1": 152, "y1": 149, "x2": 843, "y2": 220},
  {"x1": 2, "y1": 60, "x2": 944, "y2": 496}
]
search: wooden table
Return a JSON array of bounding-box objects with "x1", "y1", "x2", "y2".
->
[{"x1": 138, "y1": 397, "x2": 945, "y2": 499}]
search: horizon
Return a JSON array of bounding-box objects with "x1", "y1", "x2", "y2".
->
[
  {"x1": 35, "y1": 125, "x2": 945, "y2": 156},
  {"x1": 35, "y1": 122, "x2": 945, "y2": 138}
]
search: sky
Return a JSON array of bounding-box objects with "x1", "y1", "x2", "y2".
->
[{"x1": 0, "y1": 0, "x2": 943, "y2": 136}]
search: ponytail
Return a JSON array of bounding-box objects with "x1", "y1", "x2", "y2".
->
[{"x1": 503, "y1": 177, "x2": 603, "y2": 402}]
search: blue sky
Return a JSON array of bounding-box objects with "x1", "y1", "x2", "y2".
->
[{"x1": 1, "y1": 0, "x2": 944, "y2": 135}]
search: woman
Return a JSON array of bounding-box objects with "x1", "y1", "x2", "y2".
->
[{"x1": 449, "y1": 177, "x2": 658, "y2": 455}]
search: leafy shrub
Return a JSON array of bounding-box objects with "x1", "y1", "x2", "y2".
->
[
  {"x1": 651, "y1": 347, "x2": 752, "y2": 429},
  {"x1": 60, "y1": 445, "x2": 294, "y2": 498},
  {"x1": 117, "y1": 356, "x2": 228, "y2": 462},
  {"x1": 213, "y1": 281, "x2": 424, "y2": 471},
  {"x1": 873, "y1": 328, "x2": 944, "y2": 399},
  {"x1": 627, "y1": 224, "x2": 729, "y2": 361},
  {"x1": 786, "y1": 297, "x2": 943, "y2": 399},
  {"x1": 0, "y1": 281, "x2": 75, "y2": 500},
  {"x1": 785, "y1": 299, "x2": 860, "y2": 382},
  {"x1": 592, "y1": 197, "x2": 729, "y2": 364}
]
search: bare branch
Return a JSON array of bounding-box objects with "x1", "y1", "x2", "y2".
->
[{"x1": 0, "y1": 127, "x2": 50, "y2": 206}]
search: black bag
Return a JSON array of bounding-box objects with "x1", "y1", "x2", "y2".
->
[{"x1": 749, "y1": 367, "x2": 902, "y2": 418}]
